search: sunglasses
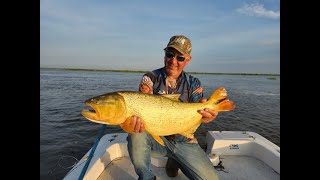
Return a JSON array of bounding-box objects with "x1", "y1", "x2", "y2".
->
[{"x1": 165, "y1": 51, "x2": 186, "y2": 62}]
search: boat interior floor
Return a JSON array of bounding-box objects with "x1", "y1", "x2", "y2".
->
[{"x1": 97, "y1": 155, "x2": 280, "y2": 180}]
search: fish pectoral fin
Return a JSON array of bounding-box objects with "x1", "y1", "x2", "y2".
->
[
  {"x1": 119, "y1": 117, "x2": 135, "y2": 134},
  {"x1": 149, "y1": 132, "x2": 165, "y2": 146}
]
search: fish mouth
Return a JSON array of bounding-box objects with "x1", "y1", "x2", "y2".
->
[
  {"x1": 81, "y1": 102, "x2": 99, "y2": 120},
  {"x1": 81, "y1": 108, "x2": 96, "y2": 115},
  {"x1": 81, "y1": 103, "x2": 112, "y2": 125}
]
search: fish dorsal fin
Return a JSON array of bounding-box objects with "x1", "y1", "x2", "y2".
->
[{"x1": 162, "y1": 94, "x2": 181, "y2": 102}]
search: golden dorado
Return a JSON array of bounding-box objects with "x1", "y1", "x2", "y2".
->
[{"x1": 81, "y1": 87, "x2": 235, "y2": 146}]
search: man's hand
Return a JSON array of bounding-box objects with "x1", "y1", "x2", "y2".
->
[
  {"x1": 120, "y1": 115, "x2": 145, "y2": 133},
  {"x1": 198, "y1": 98, "x2": 219, "y2": 123}
]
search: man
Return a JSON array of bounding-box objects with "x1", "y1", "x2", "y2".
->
[{"x1": 121, "y1": 35, "x2": 220, "y2": 180}]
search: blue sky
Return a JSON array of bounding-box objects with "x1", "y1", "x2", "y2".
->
[{"x1": 40, "y1": 0, "x2": 280, "y2": 74}]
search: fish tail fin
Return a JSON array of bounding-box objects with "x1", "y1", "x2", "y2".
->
[
  {"x1": 207, "y1": 87, "x2": 228, "y2": 103},
  {"x1": 215, "y1": 99, "x2": 236, "y2": 111},
  {"x1": 207, "y1": 87, "x2": 235, "y2": 111}
]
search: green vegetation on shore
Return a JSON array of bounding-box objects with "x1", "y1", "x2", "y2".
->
[
  {"x1": 267, "y1": 77, "x2": 277, "y2": 80},
  {"x1": 40, "y1": 67, "x2": 280, "y2": 76}
]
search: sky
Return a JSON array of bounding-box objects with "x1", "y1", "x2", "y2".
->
[{"x1": 40, "y1": 0, "x2": 280, "y2": 74}]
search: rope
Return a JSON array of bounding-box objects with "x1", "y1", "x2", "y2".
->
[
  {"x1": 78, "y1": 124, "x2": 106, "y2": 180},
  {"x1": 58, "y1": 155, "x2": 79, "y2": 169}
]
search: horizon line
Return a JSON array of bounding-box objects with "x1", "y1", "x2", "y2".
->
[{"x1": 40, "y1": 67, "x2": 280, "y2": 76}]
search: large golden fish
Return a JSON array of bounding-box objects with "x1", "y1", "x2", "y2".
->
[{"x1": 81, "y1": 87, "x2": 235, "y2": 146}]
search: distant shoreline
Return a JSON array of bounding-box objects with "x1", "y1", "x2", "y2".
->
[{"x1": 40, "y1": 67, "x2": 280, "y2": 76}]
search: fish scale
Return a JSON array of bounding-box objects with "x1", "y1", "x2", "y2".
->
[{"x1": 119, "y1": 92, "x2": 204, "y2": 134}]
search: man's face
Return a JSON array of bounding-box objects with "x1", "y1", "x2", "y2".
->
[{"x1": 164, "y1": 48, "x2": 191, "y2": 78}]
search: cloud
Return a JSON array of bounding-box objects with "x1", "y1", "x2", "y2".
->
[{"x1": 236, "y1": 3, "x2": 280, "y2": 19}]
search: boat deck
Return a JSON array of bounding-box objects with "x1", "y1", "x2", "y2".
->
[{"x1": 97, "y1": 155, "x2": 280, "y2": 180}]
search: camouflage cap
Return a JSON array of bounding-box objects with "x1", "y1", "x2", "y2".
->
[{"x1": 164, "y1": 35, "x2": 192, "y2": 55}]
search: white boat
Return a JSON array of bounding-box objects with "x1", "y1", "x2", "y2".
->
[{"x1": 63, "y1": 131, "x2": 280, "y2": 180}]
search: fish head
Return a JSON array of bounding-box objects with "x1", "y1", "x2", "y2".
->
[{"x1": 81, "y1": 92, "x2": 127, "y2": 125}]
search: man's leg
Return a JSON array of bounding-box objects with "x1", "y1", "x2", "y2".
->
[
  {"x1": 127, "y1": 132, "x2": 167, "y2": 180},
  {"x1": 165, "y1": 157, "x2": 180, "y2": 177},
  {"x1": 163, "y1": 137, "x2": 219, "y2": 180}
]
